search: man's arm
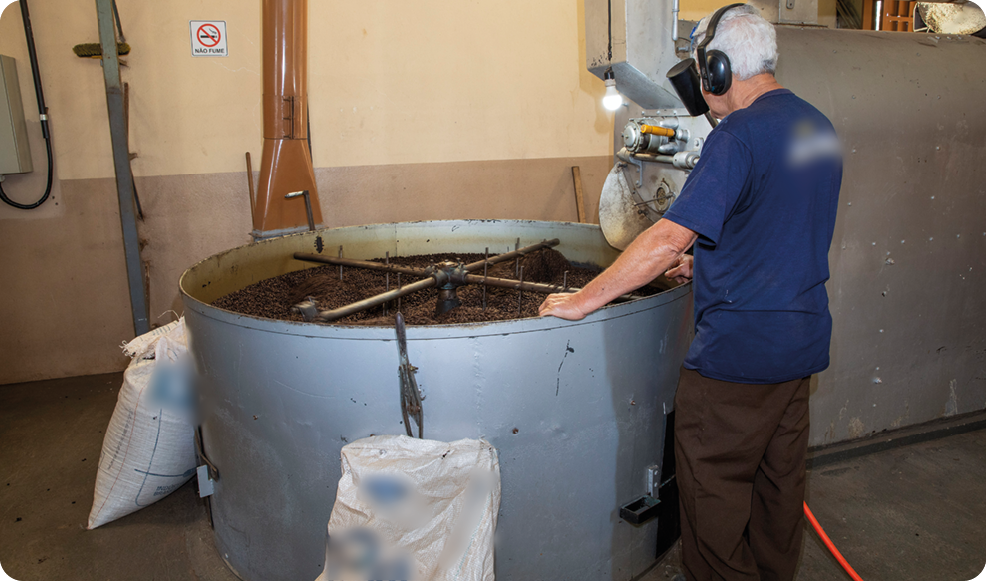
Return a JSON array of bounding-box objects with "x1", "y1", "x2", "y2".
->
[{"x1": 538, "y1": 218, "x2": 698, "y2": 320}]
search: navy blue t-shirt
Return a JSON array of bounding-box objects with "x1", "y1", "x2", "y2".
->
[{"x1": 663, "y1": 89, "x2": 842, "y2": 384}]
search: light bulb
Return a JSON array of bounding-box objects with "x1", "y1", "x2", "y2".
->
[{"x1": 603, "y1": 79, "x2": 623, "y2": 111}]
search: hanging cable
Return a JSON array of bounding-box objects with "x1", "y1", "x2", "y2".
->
[
  {"x1": 607, "y1": 0, "x2": 613, "y2": 61},
  {"x1": 0, "y1": 0, "x2": 54, "y2": 210}
]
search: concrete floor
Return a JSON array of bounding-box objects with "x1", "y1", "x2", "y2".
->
[{"x1": 1, "y1": 373, "x2": 984, "y2": 581}]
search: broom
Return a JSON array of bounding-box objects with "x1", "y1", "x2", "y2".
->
[
  {"x1": 72, "y1": 42, "x2": 130, "y2": 58},
  {"x1": 73, "y1": 0, "x2": 130, "y2": 58}
]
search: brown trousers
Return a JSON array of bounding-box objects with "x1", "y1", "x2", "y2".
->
[{"x1": 673, "y1": 367, "x2": 810, "y2": 581}]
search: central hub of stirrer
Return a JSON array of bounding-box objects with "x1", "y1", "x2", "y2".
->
[{"x1": 433, "y1": 260, "x2": 466, "y2": 315}]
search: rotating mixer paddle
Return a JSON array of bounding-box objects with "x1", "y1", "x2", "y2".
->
[{"x1": 288, "y1": 238, "x2": 635, "y2": 323}]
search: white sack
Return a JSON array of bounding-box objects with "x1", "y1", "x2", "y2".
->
[
  {"x1": 87, "y1": 318, "x2": 196, "y2": 529},
  {"x1": 317, "y1": 435, "x2": 501, "y2": 581}
]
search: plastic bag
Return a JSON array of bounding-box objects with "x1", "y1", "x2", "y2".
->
[
  {"x1": 317, "y1": 435, "x2": 500, "y2": 581},
  {"x1": 87, "y1": 318, "x2": 196, "y2": 529}
]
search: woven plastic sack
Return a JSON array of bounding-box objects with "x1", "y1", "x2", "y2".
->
[
  {"x1": 316, "y1": 435, "x2": 500, "y2": 581},
  {"x1": 87, "y1": 318, "x2": 196, "y2": 529}
]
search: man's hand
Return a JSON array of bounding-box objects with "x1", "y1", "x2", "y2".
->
[
  {"x1": 538, "y1": 219, "x2": 698, "y2": 321},
  {"x1": 538, "y1": 292, "x2": 588, "y2": 321},
  {"x1": 665, "y1": 254, "x2": 694, "y2": 284}
]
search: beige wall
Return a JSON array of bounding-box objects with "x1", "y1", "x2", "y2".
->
[
  {"x1": 1, "y1": 0, "x2": 614, "y2": 182},
  {"x1": 0, "y1": 0, "x2": 838, "y2": 384}
]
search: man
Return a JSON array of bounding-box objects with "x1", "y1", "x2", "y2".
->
[{"x1": 539, "y1": 5, "x2": 842, "y2": 580}]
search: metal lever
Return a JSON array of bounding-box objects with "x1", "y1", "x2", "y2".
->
[
  {"x1": 285, "y1": 189, "x2": 315, "y2": 232},
  {"x1": 395, "y1": 312, "x2": 424, "y2": 438}
]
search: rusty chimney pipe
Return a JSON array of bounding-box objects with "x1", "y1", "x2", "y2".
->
[{"x1": 253, "y1": 0, "x2": 323, "y2": 238}]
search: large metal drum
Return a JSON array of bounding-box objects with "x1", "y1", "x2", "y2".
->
[{"x1": 180, "y1": 220, "x2": 693, "y2": 581}]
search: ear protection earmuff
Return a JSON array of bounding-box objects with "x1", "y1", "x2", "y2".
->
[{"x1": 696, "y1": 3, "x2": 744, "y2": 96}]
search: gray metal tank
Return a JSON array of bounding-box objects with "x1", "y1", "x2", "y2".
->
[{"x1": 180, "y1": 220, "x2": 693, "y2": 581}]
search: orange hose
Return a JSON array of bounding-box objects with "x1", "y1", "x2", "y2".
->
[{"x1": 804, "y1": 501, "x2": 865, "y2": 581}]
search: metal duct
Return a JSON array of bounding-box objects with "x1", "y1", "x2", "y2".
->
[
  {"x1": 585, "y1": 0, "x2": 685, "y2": 111},
  {"x1": 253, "y1": 0, "x2": 323, "y2": 239},
  {"x1": 582, "y1": 0, "x2": 819, "y2": 111}
]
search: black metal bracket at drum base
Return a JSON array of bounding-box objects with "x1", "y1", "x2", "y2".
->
[
  {"x1": 620, "y1": 495, "x2": 661, "y2": 525},
  {"x1": 618, "y1": 409, "x2": 683, "y2": 555}
]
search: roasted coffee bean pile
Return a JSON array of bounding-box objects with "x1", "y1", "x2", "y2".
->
[{"x1": 212, "y1": 249, "x2": 663, "y2": 325}]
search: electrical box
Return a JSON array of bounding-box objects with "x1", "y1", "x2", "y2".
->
[{"x1": 0, "y1": 55, "x2": 33, "y2": 175}]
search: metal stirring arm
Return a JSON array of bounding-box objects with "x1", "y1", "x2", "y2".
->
[
  {"x1": 460, "y1": 239, "x2": 559, "y2": 272},
  {"x1": 293, "y1": 238, "x2": 559, "y2": 279},
  {"x1": 396, "y1": 312, "x2": 423, "y2": 438}
]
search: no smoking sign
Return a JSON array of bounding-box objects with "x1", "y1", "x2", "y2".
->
[{"x1": 189, "y1": 20, "x2": 228, "y2": 57}]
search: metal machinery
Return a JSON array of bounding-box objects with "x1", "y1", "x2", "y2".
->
[
  {"x1": 588, "y1": 0, "x2": 986, "y2": 448},
  {"x1": 181, "y1": 221, "x2": 693, "y2": 581},
  {"x1": 252, "y1": 0, "x2": 323, "y2": 239},
  {"x1": 180, "y1": 0, "x2": 986, "y2": 578}
]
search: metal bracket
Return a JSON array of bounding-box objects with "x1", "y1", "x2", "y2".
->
[
  {"x1": 625, "y1": 155, "x2": 644, "y2": 188},
  {"x1": 396, "y1": 313, "x2": 424, "y2": 438},
  {"x1": 646, "y1": 464, "x2": 662, "y2": 497},
  {"x1": 282, "y1": 95, "x2": 297, "y2": 138},
  {"x1": 619, "y1": 463, "x2": 666, "y2": 525},
  {"x1": 194, "y1": 426, "x2": 219, "y2": 498},
  {"x1": 620, "y1": 495, "x2": 661, "y2": 525},
  {"x1": 196, "y1": 465, "x2": 215, "y2": 498}
]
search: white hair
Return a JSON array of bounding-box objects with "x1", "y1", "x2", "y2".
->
[{"x1": 693, "y1": 5, "x2": 779, "y2": 81}]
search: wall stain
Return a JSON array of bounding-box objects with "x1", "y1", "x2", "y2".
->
[
  {"x1": 848, "y1": 417, "x2": 865, "y2": 439},
  {"x1": 945, "y1": 379, "x2": 958, "y2": 416}
]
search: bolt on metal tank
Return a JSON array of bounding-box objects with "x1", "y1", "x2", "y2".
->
[{"x1": 180, "y1": 220, "x2": 693, "y2": 581}]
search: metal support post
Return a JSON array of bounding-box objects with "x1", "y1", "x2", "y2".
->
[{"x1": 96, "y1": 0, "x2": 149, "y2": 336}]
